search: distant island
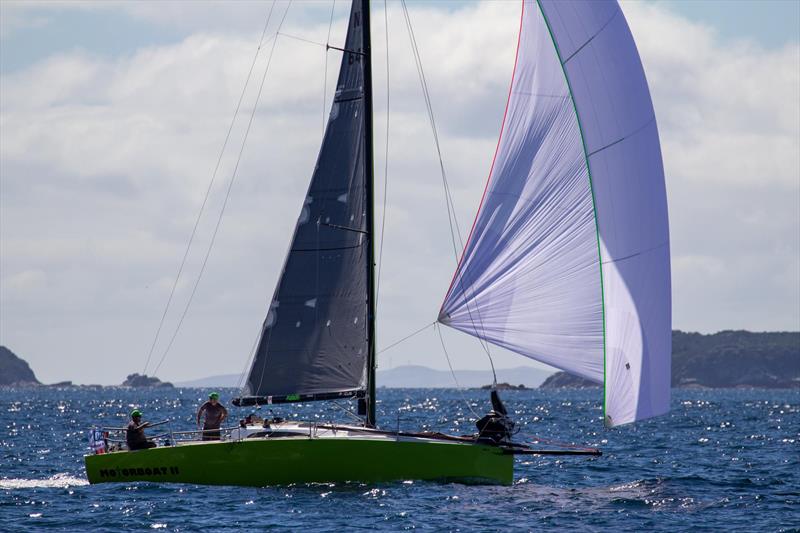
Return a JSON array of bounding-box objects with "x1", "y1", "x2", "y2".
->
[
  {"x1": 540, "y1": 372, "x2": 598, "y2": 389},
  {"x1": 121, "y1": 373, "x2": 174, "y2": 388},
  {"x1": 3, "y1": 330, "x2": 798, "y2": 389},
  {"x1": 541, "y1": 330, "x2": 800, "y2": 389},
  {"x1": 671, "y1": 330, "x2": 798, "y2": 388},
  {"x1": 0, "y1": 346, "x2": 172, "y2": 388},
  {"x1": 481, "y1": 382, "x2": 529, "y2": 390}
]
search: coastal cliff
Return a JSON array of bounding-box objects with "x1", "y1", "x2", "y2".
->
[
  {"x1": 672, "y1": 330, "x2": 798, "y2": 388},
  {"x1": 0, "y1": 346, "x2": 40, "y2": 386}
]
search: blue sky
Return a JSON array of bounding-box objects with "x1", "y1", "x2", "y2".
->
[
  {"x1": 1, "y1": 9, "x2": 169, "y2": 74},
  {"x1": 657, "y1": 0, "x2": 799, "y2": 47},
  {"x1": 2, "y1": 1, "x2": 798, "y2": 74}
]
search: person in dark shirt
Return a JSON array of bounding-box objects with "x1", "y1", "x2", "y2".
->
[
  {"x1": 126, "y1": 409, "x2": 156, "y2": 451},
  {"x1": 196, "y1": 392, "x2": 228, "y2": 441}
]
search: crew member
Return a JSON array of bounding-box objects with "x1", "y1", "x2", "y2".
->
[
  {"x1": 126, "y1": 409, "x2": 156, "y2": 450},
  {"x1": 196, "y1": 392, "x2": 228, "y2": 441}
]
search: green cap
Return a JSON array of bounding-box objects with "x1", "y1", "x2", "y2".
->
[
  {"x1": 130, "y1": 409, "x2": 142, "y2": 418},
  {"x1": 209, "y1": 392, "x2": 219, "y2": 400}
]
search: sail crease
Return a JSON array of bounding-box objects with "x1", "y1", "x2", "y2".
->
[
  {"x1": 441, "y1": 0, "x2": 671, "y2": 427},
  {"x1": 242, "y1": 0, "x2": 371, "y2": 399}
]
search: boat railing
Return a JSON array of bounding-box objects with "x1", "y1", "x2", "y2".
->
[
  {"x1": 169, "y1": 426, "x2": 243, "y2": 442},
  {"x1": 89, "y1": 418, "x2": 429, "y2": 455},
  {"x1": 88, "y1": 420, "x2": 252, "y2": 454}
]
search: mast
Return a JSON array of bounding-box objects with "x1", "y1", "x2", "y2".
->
[{"x1": 362, "y1": 0, "x2": 377, "y2": 428}]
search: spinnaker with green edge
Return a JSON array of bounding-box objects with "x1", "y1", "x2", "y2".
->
[{"x1": 439, "y1": 0, "x2": 671, "y2": 428}]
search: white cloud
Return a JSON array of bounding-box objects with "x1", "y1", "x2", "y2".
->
[
  {"x1": 624, "y1": 3, "x2": 799, "y2": 187},
  {"x1": 622, "y1": 1, "x2": 800, "y2": 332},
  {"x1": 1, "y1": 1, "x2": 798, "y2": 384}
]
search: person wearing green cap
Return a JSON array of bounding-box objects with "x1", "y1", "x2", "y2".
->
[
  {"x1": 196, "y1": 392, "x2": 228, "y2": 441},
  {"x1": 126, "y1": 409, "x2": 156, "y2": 450}
]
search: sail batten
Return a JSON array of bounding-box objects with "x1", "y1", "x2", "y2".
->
[
  {"x1": 441, "y1": 0, "x2": 671, "y2": 427},
  {"x1": 240, "y1": 0, "x2": 370, "y2": 401}
]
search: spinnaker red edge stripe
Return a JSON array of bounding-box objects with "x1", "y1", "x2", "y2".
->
[{"x1": 439, "y1": 0, "x2": 526, "y2": 315}]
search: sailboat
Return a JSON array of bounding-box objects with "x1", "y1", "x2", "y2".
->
[{"x1": 85, "y1": 0, "x2": 670, "y2": 486}]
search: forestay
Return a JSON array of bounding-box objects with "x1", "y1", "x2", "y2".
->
[
  {"x1": 239, "y1": 0, "x2": 369, "y2": 403},
  {"x1": 439, "y1": 0, "x2": 671, "y2": 427}
]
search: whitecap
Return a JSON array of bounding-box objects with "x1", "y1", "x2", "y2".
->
[{"x1": 0, "y1": 473, "x2": 88, "y2": 489}]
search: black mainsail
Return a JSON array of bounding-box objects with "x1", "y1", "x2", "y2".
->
[{"x1": 235, "y1": 0, "x2": 374, "y2": 416}]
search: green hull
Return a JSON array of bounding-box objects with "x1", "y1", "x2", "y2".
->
[{"x1": 85, "y1": 437, "x2": 513, "y2": 486}]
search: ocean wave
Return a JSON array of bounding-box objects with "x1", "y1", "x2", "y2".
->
[{"x1": 0, "y1": 473, "x2": 88, "y2": 489}]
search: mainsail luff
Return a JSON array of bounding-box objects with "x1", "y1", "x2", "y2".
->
[
  {"x1": 361, "y1": 0, "x2": 377, "y2": 427},
  {"x1": 237, "y1": 0, "x2": 371, "y2": 404}
]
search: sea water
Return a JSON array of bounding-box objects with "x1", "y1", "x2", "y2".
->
[{"x1": 0, "y1": 387, "x2": 797, "y2": 531}]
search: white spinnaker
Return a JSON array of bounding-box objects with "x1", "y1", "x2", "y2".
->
[
  {"x1": 440, "y1": 0, "x2": 671, "y2": 427},
  {"x1": 439, "y1": 2, "x2": 603, "y2": 381}
]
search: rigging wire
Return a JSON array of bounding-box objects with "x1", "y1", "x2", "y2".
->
[
  {"x1": 398, "y1": 0, "x2": 463, "y2": 261},
  {"x1": 278, "y1": 32, "x2": 328, "y2": 49},
  {"x1": 399, "y1": 0, "x2": 497, "y2": 386},
  {"x1": 323, "y1": 0, "x2": 336, "y2": 136},
  {"x1": 142, "y1": 0, "x2": 278, "y2": 376},
  {"x1": 435, "y1": 323, "x2": 481, "y2": 419},
  {"x1": 376, "y1": 321, "x2": 435, "y2": 354},
  {"x1": 152, "y1": 1, "x2": 294, "y2": 376},
  {"x1": 329, "y1": 400, "x2": 364, "y2": 424},
  {"x1": 374, "y1": 0, "x2": 390, "y2": 311}
]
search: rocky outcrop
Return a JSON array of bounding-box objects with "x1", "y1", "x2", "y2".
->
[
  {"x1": 0, "y1": 346, "x2": 40, "y2": 386},
  {"x1": 539, "y1": 372, "x2": 599, "y2": 389},
  {"x1": 480, "y1": 382, "x2": 530, "y2": 390},
  {"x1": 121, "y1": 373, "x2": 174, "y2": 388}
]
